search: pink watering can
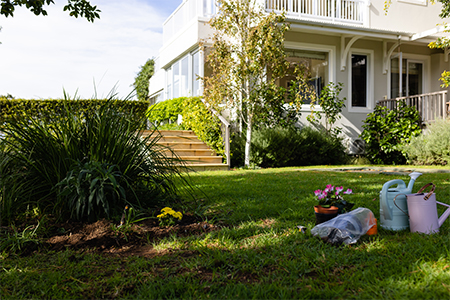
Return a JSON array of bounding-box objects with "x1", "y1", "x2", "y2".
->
[{"x1": 394, "y1": 183, "x2": 450, "y2": 234}]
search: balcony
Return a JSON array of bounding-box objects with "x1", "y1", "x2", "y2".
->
[
  {"x1": 266, "y1": 0, "x2": 367, "y2": 25},
  {"x1": 163, "y1": 0, "x2": 368, "y2": 46}
]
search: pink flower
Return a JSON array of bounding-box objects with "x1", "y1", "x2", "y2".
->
[
  {"x1": 324, "y1": 184, "x2": 334, "y2": 193},
  {"x1": 314, "y1": 189, "x2": 322, "y2": 197},
  {"x1": 335, "y1": 186, "x2": 343, "y2": 193},
  {"x1": 318, "y1": 193, "x2": 326, "y2": 200},
  {"x1": 344, "y1": 189, "x2": 352, "y2": 195}
]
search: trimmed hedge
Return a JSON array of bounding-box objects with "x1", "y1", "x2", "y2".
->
[{"x1": 0, "y1": 98, "x2": 149, "y2": 127}]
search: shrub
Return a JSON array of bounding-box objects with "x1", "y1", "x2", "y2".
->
[
  {"x1": 146, "y1": 97, "x2": 185, "y2": 126},
  {"x1": 400, "y1": 118, "x2": 450, "y2": 165},
  {"x1": 0, "y1": 99, "x2": 187, "y2": 223},
  {"x1": 181, "y1": 97, "x2": 224, "y2": 157},
  {"x1": 360, "y1": 102, "x2": 422, "y2": 164},
  {"x1": 231, "y1": 126, "x2": 347, "y2": 168}
]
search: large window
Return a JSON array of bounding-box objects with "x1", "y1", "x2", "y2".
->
[
  {"x1": 281, "y1": 49, "x2": 329, "y2": 104},
  {"x1": 165, "y1": 50, "x2": 202, "y2": 100}
]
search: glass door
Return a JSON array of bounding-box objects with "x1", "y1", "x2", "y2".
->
[{"x1": 390, "y1": 54, "x2": 423, "y2": 98}]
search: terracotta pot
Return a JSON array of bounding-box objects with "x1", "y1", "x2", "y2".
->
[
  {"x1": 314, "y1": 205, "x2": 339, "y2": 225},
  {"x1": 314, "y1": 205, "x2": 339, "y2": 214}
]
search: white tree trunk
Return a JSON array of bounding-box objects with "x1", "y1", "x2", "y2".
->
[{"x1": 244, "y1": 108, "x2": 252, "y2": 167}]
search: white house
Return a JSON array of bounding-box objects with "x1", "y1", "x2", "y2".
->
[{"x1": 149, "y1": 0, "x2": 450, "y2": 152}]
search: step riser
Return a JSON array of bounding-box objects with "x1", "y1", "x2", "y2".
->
[
  {"x1": 181, "y1": 157, "x2": 223, "y2": 164},
  {"x1": 162, "y1": 150, "x2": 215, "y2": 157},
  {"x1": 158, "y1": 143, "x2": 210, "y2": 150},
  {"x1": 157, "y1": 136, "x2": 202, "y2": 143},
  {"x1": 146, "y1": 130, "x2": 227, "y2": 171}
]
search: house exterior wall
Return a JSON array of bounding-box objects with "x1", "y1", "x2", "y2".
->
[{"x1": 149, "y1": 0, "x2": 450, "y2": 147}]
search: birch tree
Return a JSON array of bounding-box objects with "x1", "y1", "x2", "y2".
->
[{"x1": 203, "y1": 0, "x2": 309, "y2": 167}]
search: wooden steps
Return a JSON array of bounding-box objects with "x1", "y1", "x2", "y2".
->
[{"x1": 141, "y1": 130, "x2": 229, "y2": 172}]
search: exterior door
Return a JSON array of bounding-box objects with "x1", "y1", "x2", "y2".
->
[{"x1": 390, "y1": 54, "x2": 423, "y2": 98}]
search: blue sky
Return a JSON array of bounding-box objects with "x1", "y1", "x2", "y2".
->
[{"x1": 0, "y1": 0, "x2": 182, "y2": 99}]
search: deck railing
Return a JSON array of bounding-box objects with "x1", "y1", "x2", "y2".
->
[
  {"x1": 377, "y1": 91, "x2": 449, "y2": 124},
  {"x1": 265, "y1": 0, "x2": 366, "y2": 24},
  {"x1": 163, "y1": 0, "x2": 367, "y2": 44}
]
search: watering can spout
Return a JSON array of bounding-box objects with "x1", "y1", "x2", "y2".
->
[
  {"x1": 437, "y1": 201, "x2": 450, "y2": 228},
  {"x1": 407, "y1": 172, "x2": 422, "y2": 191}
]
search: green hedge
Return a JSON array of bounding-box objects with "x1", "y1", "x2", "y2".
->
[
  {"x1": 146, "y1": 98, "x2": 185, "y2": 125},
  {"x1": 0, "y1": 99, "x2": 149, "y2": 127}
]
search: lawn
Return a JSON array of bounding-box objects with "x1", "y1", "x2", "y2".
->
[{"x1": 1, "y1": 167, "x2": 450, "y2": 299}]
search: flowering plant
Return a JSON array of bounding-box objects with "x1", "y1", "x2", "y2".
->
[
  {"x1": 157, "y1": 207, "x2": 183, "y2": 227},
  {"x1": 314, "y1": 185, "x2": 354, "y2": 213}
]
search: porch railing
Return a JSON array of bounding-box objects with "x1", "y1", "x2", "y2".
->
[
  {"x1": 265, "y1": 0, "x2": 366, "y2": 24},
  {"x1": 377, "y1": 91, "x2": 449, "y2": 124}
]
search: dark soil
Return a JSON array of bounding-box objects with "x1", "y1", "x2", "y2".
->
[{"x1": 40, "y1": 214, "x2": 221, "y2": 258}]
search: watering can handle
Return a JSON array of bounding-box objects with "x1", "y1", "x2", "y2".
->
[
  {"x1": 416, "y1": 183, "x2": 436, "y2": 200},
  {"x1": 393, "y1": 193, "x2": 409, "y2": 217}
]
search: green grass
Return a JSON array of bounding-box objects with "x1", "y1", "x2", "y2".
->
[{"x1": 2, "y1": 167, "x2": 450, "y2": 299}]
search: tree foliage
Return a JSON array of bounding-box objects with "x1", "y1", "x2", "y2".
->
[
  {"x1": 203, "y1": 0, "x2": 308, "y2": 166},
  {"x1": 133, "y1": 59, "x2": 154, "y2": 102},
  {"x1": 0, "y1": 0, "x2": 101, "y2": 22}
]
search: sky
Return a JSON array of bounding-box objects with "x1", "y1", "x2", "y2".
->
[{"x1": 0, "y1": 0, "x2": 183, "y2": 99}]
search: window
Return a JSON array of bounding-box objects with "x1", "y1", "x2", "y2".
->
[
  {"x1": 165, "y1": 50, "x2": 203, "y2": 100},
  {"x1": 173, "y1": 61, "x2": 180, "y2": 99},
  {"x1": 390, "y1": 57, "x2": 423, "y2": 98},
  {"x1": 181, "y1": 57, "x2": 189, "y2": 96},
  {"x1": 351, "y1": 54, "x2": 367, "y2": 107},
  {"x1": 192, "y1": 51, "x2": 200, "y2": 96},
  {"x1": 349, "y1": 49, "x2": 373, "y2": 111},
  {"x1": 281, "y1": 49, "x2": 329, "y2": 104}
]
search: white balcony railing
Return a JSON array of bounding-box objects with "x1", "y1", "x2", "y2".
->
[
  {"x1": 163, "y1": 0, "x2": 367, "y2": 45},
  {"x1": 163, "y1": 0, "x2": 216, "y2": 44},
  {"x1": 377, "y1": 91, "x2": 449, "y2": 124},
  {"x1": 266, "y1": 0, "x2": 366, "y2": 24}
]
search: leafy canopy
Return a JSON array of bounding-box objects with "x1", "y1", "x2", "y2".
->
[{"x1": 1, "y1": 0, "x2": 101, "y2": 22}]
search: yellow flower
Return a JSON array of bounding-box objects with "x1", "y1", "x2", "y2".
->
[{"x1": 162, "y1": 207, "x2": 174, "y2": 213}]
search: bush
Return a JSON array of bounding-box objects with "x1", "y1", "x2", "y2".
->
[
  {"x1": 181, "y1": 97, "x2": 224, "y2": 157},
  {"x1": 231, "y1": 126, "x2": 347, "y2": 168},
  {"x1": 0, "y1": 99, "x2": 187, "y2": 223},
  {"x1": 400, "y1": 118, "x2": 450, "y2": 165},
  {"x1": 360, "y1": 102, "x2": 422, "y2": 164},
  {"x1": 146, "y1": 97, "x2": 185, "y2": 126}
]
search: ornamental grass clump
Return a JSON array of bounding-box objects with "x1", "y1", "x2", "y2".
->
[{"x1": 157, "y1": 207, "x2": 183, "y2": 227}]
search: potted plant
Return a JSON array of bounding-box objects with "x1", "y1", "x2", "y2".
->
[{"x1": 314, "y1": 185, "x2": 354, "y2": 224}]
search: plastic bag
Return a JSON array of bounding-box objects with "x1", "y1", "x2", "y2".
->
[{"x1": 311, "y1": 207, "x2": 376, "y2": 245}]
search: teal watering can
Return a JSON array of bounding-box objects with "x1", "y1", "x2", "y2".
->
[{"x1": 379, "y1": 172, "x2": 422, "y2": 230}]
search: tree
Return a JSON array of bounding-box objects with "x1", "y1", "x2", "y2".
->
[
  {"x1": 203, "y1": 0, "x2": 308, "y2": 167},
  {"x1": 1, "y1": 0, "x2": 101, "y2": 22},
  {"x1": 133, "y1": 59, "x2": 154, "y2": 102}
]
